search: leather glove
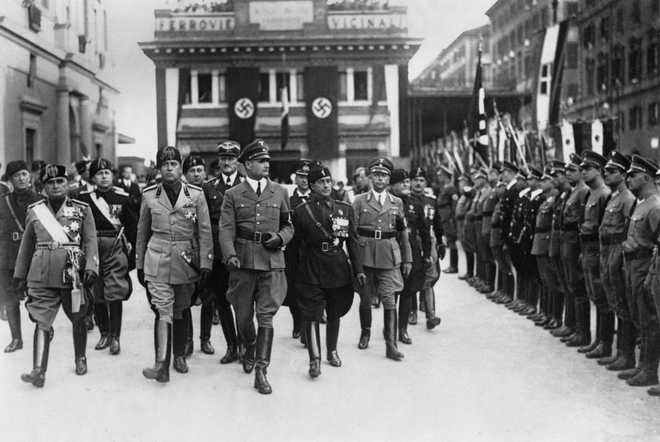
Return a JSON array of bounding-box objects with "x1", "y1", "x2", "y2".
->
[
  {"x1": 83, "y1": 270, "x2": 97, "y2": 288},
  {"x1": 401, "y1": 263, "x2": 412, "y2": 278},
  {"x1": 199, "y1": 268, "x2": 211, "y2": 287},
  {"x1": 137, "y1": 269, "x2": 146, "y2": 288},
  {"x1": 356, "y1": 272, "x2": 367, "y2": 288},
  {"x1": 263, "y1": 233, "x2": 283, "y2": 250},
  {"x1": 437, "y1": 243, "x2": 447, "y2": 260},
  {"x1": 13, "y1": 278, "x2": 27, "y2": 300},
  {"x1": 226, "y1": 256, "x2": 241, "y2": 271}
]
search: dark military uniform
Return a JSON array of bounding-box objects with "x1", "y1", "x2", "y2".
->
[
  {"x1": 455, "y1": 186, "x2": 474, "y2": 279},
  {"x1": 480, "y1": 182, "x2": 498, "y2": 293},
  {"x1": 436, "y1": 176, "x2": 458, "y2": 271},
  {"x1": 531, "y1": 186, "x2": 557, "y2": 325},
  {"x1": 549, "y1": 185, "x2": 570, "y2": 335},
  {"x1": 488, "y1": 183, "x2": 508, "y2": 300},
  {"x1": 497, "y1": 168, "x2": 524, "y2": 304}
]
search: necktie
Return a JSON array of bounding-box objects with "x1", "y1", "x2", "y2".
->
[
  {"x1": 226, "y1": 176, "x2": 231, "y2": 186},
  {"x1": 256, "y1": 181, "x2": 261, "y2": 197}
]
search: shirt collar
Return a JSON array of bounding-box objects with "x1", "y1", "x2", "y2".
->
[
  {"x1": 245, "y1": 176, "x2": 267, "y2": 193},
  {"x1": 222, "y1": 171, "x2": 238, "y2": 184}
]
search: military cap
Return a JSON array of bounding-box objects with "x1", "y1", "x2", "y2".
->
[
  {"x1": 295, "y1": 159, "x2": 315, "y2": 176},
  {"x1": 89, "y1": 158, "x2": 113, "y2": 177},
  {"x1": 216, "y1": 140, "x2": 241, "y2": 158},
  {"x1": 502, "y1": 161, "x2": 519, "y2": 173},
  {"x1": 308, "y1": 166, "x2": 332, "y2": 184},
  {"x1": 41, "y1": 164, "x2": 67, "y2": 183},
  {"x1": 473, "y1": 167, "x2": 488, "y2": 180},
  {"x1": 239, "y1": 139, "x2": 270, "y2": 163},
  {"x1": 437, "y1": 165, "x2": 453, "y2": 177},
  {"x1": 183, "y1": 154, "x2": 206, "y2": 173},
  {"x1": 5, "y1": 160, "x2": 29, "y2": 178},
  {"x1": 580, "y1": 150, "x2": 607, "y2": 169},
  {"x1": 75, "y1": 160, "x2": 89, "y2": 174},
  {"x1": 550, "y1": 159, "x2": 566, "y2": 175},
  {"x1": 566, "y1": 153, "x2": 582, "y2": 171},
  {"x1": 390, "y1": 168, "x2": 409, "y2": 185},
  {"x1": 628, "y1": 155, "x2": 659, "y2": 176},
  {"x1": 604, "y1": 151, "x2": 631, "y2": 172},
  {"x1": 156, "y1": 146, "x2": 182, "y2": 168},
  {"x1": 527, "y1": 166, "x2": 543, "y2": 180},
  {"x1": 368, "y1": 158, "x2": 393, "y2": 175},
  {"x1": 492, "y1": 161, "x2": 502, "y2": 173},
  {"x1": 542, "y1": 166, "x2": 553, "y2": 180},
  {"x1": 410, "y1": 166, "x2": 427, "y2": 180}
]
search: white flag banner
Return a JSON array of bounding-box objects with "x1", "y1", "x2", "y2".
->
[
  {"x1": 560, "y1": 119, "x2": 576, "y2": 162},
  {"x1": 591, "y1": 118, "x2": 603, "y2": 155}
]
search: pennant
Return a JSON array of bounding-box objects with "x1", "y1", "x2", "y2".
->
[
  {"x1": 280, "y1": 86, "x2": 290, "y2": 151},
  {"x1": 227, "y1": 67, "x2": 260, "y2": 146},
  {"x1": 591, "y1": 118, "x2": 603, "y2": 155},
  {"x1": 469, "y1": 43, "x2": 489, "y2": 163},
  {"x1": 560, "y1": 119, "x2": 576, "y2": 161}
]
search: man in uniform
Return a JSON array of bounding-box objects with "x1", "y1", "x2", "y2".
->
[
  {"x1": 293, "y1": 165, "x2": 365, "y2": 378},
  {"x1": 14, "y1": 164, "x2": 99, "y2": 387},
  {"x1": 548, "y1": 160, "x2": 571, "y2": 334},
  {"x1": 455, "y1": 175, "x2": 475, "y2": 281},
  {"x1": 78, "y1": 159, "x2": 137, "y2": 356},
  {"x1": 479, "y1": 166, "x2": 499, "y2": 296},
  {"x1": 577, "y1": 151, "x2": 612, "y2": 357},
  {"x1": 0, "y1": 161, "x2": 44, "y2": 352},
  {"x1": 137, "y1": 146, "x2": 213, "y2": 382},
  {"x1": 203, "y1": 140, "x2": 243, "y2": 363},
  {"x1": 284, "y1": 160, "x2": 314, "y2": 341},
  {"x1": 435, "y1": 166, "x2": 458, "y2": 273},
  {"x1": 116, "y1": 165, "x2": 142, "y2": 210},
  {"x1": 487, "y1": 179, "x2": 508, "y2": 301},
  {"x1": 69, "y1": 160, "x2": 91, "y2": 198},
  {"x1": 352, "y1": 158, "x2": 412, "y2": 361},
  {"x1": 473, "y1": 168, "x2": 493, "y2": 293},
  {"x1": 619, "y1": 155, "x2": 660, "y2": 387},
  {"x1": 219, "y1": 139, "x2": 293, "y2": 394}
]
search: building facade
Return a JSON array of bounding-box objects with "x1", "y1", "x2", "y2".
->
[
  {"x1": 139, "y1": 0, "x2": 420, "y2": 181},
  {"x1": 0, "y1": 0, "x2": 120, "y2": 170},
  {"x1": 565, "y1": 0, "x2": 660, "y2": 158}
]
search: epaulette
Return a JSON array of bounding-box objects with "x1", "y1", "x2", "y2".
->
[
  {"x1": 142, "y1": 184, "x2": 158, "y2": 194},
  {"x1": 70, "y1": 198, "x2": 89, "y2": 207},
  {"x1": 531, "y1": 189, "x2": 544, "y2": 199},
  {"x1": 27, "y1": 199, "x2": 45, "y2": 209},
  {"x1": 112, "y1": 186, "x2": 129, "y2": 196},
  {"x1": 187, "y1": 184, "x2": 202, "y2": 191},
  {"x1": 336, "y1": 200, "x2": 351, "y2": 207},
  {"x1": 204, "y1": 177, "x2": 220, "y2": 185}
]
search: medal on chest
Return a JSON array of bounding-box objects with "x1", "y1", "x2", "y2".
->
[
  {"x1": 331, "y1": 209, "x2": 349, "y2": 240},
  {"x1": 183, "y1": 202, "x2": 197, "y2": 223}
]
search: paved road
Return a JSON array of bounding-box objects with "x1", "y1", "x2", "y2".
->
[{"x1": 1, "y1": 264, "x2": 659, "y2": 442}]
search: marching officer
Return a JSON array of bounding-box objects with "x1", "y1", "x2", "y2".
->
[
  {"x1": 219, "y1": 139, "x2": 294, "y2": 394},
  {"x1": 0, "y1": 161, "x2": 44, "y2": 353},
  {"x1": 78, "y1": 159, "x2": 137, "y2": 356},
  {"x1": 435, "y1": 166, "x2": 458, "y2": 273},
  {"x1": 14, "y1": 164, "x2": 99, "y2": 387},
  {"x1": 203, "y1": 140, "x2": 243, "y2": 364},
  {"x1": 352, "y1": 158, "x2": 412, "y2": 361},
  {"x1": 292, "y1": 165, "x2": 364, "y2": 378},
  {"x1": 284, "y1": 160, "x2": 314, "y2": 341},
  {"x1": 137, "y1": 146, "x2": 213, "y2": 383}
]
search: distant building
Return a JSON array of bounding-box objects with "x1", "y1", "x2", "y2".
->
[{"x1": 0, "y1": 0, "x2": 121, "y2": 169}]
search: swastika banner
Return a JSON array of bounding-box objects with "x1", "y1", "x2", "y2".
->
[
  {"x1": 228, "y1": 67, "x2": 260, "y2": 146},
  {"x1": 304, "y1": 66, "x2": 339, "y2": 160}
]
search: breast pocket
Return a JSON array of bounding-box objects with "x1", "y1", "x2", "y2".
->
[
  {"x1": 237, "y1": 203, "x2": 255, "y2": 221},
  {"x1": 264, "y1": 202, "x2": 280, "y2": 221},
  {"x1": 603, "y1": 203, "x2": 624, "y2": 227}
]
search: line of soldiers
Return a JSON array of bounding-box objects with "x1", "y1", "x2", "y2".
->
[{"x1": 439, "y1": 149, "x2": 660, "y2": 397}]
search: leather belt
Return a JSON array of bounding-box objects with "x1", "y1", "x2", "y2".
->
[
  {"x1": 624, "y1": 248, "x2": 654, "y2": 260},
  {"x1": 309, "y1": 241, "x2": 342, "y2": 252},
  {"x1": 237, "y1": 228, "x2": 269, "y2": 243},
  {"x1": 357, "y1": 228, "x2": 396, "y2": 240},
  {"x1": 97, "y1": 230, "x2": 119, "y2": 238},
  {"x1": 151, "y1": 234, "x2": 192, "y2": 242},
  {"x1": 600, "y1": 233, "x2": 627, "y2": 246},
  {"x1": 579, "y1": 233, "x2": 599, "y2": 242},
  {"x1": 36, "y1": 241, "x2": 80, "y2": 250},
  {"x1": 562, "y1": 222, "x2": 579, "y2": 232}
]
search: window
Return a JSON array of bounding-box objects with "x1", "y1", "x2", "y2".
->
[
  {"x1": 25, "y1": 128, "x2": 36, "y2": 165},
  {"x1": 616, "y1": 111, "x2": 625, "y2": 134},
  {"x1": 296, "y1": 72, "x2": 304, "y2": 101},
  {"x1": 566, "y1": 42, "x2": 578, "y2": 69},
  {"x1": 599, "y1": 17, "x2": 609, "y2": 41},
  {"x1": 632, "y1": 0, "x2": 641, "y2": 24},
  {"x1": 258, "y1": 73, "x2": 270, "y2": 102},
  {"x1": 597, "y1": 52, "x2": 609, "y2": 92},
  {"x1": 585, "y1": 58, "x2": 595, "y2": 95},
  {"x1": 197, "y1": 73, "x2": 212, "y2": 103},
  {"x1": 649, "y1": 103, "x2": 660, "y2": 126},
  {"x1": 218, "y1": 73, "x2": 226, "y2": 102},
  {"x1": 629, "y1": 38, "x2": 642, "y2": 84},
  {"x1": 338, "y1": 70, "x2": 347, "y2": 101},
  {"x1": 648, "y1": 35, "x2": 660, "y2": 76},
  {"x1": 612, "y1": 45, "x2": 625, "y2": 87},
  {"x1": 583, "y1": 24, "x2": 595, "y2": 49},
  {"x1": 276, "y1": 72, "x2": 290, "y2": 103},
  {"x1": 354, "y1": 70, "x2": 368, "y2": 101},
  {"x1": 27, "y1": 53, "x2": 36, "y2": 88},
  {"x1": 616, "y1": 8, "x2": 624, "y2": 33},
  {"x1": 629, "y1": 106, "x2": 642, "y2": 130}
]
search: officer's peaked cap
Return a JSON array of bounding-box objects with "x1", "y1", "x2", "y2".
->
[{"x1": 239, "y1": 139, "x2": 270, "y2": 163}]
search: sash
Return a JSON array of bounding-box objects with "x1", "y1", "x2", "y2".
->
[
  {"x1": 89, "y1": 192, "x2": 121, "y2": 230},
  {"x1": 32, "y1": 203, "x2": 72, "y2": 243},
  {"x1": 5, "y1": 196, "x2": 25, "y2": 240}
]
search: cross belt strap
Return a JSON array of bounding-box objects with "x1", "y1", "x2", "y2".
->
[{"x1": 5, "y1": 195, "x2": 24, "y2": 241}]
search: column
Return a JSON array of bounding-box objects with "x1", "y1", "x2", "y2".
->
[
  {"x1": 56, "y1": 87, "x2": 71, "y2": 164},
  {"x1": 79, "y1": 96, "x2": 92, "y2": 158},
  {"x1": 165, "y1": 68, "x2": 179, "y2": 147},
  {"x1": 191, "y1": 70, "x2": 199, "y2": 105},
  {"x1": 346, "y1": 68, "x2": 355, "y2": 102},
  {"x1": 211, "y1": 69, "x2": 219, "y2": 105},
  {"x1": 289, "y1": 69, "x2": 297, "y2": 103},
  {"x1": 269, "y1": 69, "x2": 277, "y2": 103},
  {"x1": 385, "y1": 64, "x2": 400, "y2": 157},
  {"x1": 155, "y1": 66, "x2": 167, "y2": 149}
]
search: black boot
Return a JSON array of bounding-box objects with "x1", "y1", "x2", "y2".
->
[
  {"x1": 172, "y1": 317, "x2": 189, "y2": 374},
  {"x1": 143, "y1": 320, "x2": 171, "y2": 383},
  {"x1": 94, "y1": 304, "x2": 110, "y2": 350},
  {"x1": 200, "y1": 302, "x2": 215, "y2": 355},
  {"x1": 218, "y1": 305, "x2": 238, "y2": 364},
  {"x1": 242, "y1": 323, "x2": 257, "y2": 374},
  {"x1": 587, "y1": 310, "x2": 613, "y2": 359},
  {"x1": 108, "y1": 301, "x2": 122, "y2": 355},
  {"x1": 398, "y1": 295, "x2": 412, "y2": 345},
  {"x1": 4, "y1": 303, "x2": 23, "y2": 352},
  {"x1": 72, "y1": 320, "x2": 87, "y2": 375},
  {"x1": 358, "y1": 308, "x2": 371, "y2": 350},
  {"x1": 290, "y1": 304, "x2": 302, "y2": 339},
  {"x1": 628, "y1": 329, "x2": 660, "y2": 387},
  {"x1": 443, "y1": 249, "x2": 458, "y2": 273},
  {"x1": 384, "y1": 309, "x2": 404, "y2": 361},
  {"x1": 21, "y1": 327, "x2": 49, "y2": 387},
  {"x1": 608, "y1": 320, "x2": 636, "y2": 371},
  {"x1": 326, "y1": 318, "x2": 342, "y2": 367},
  {"x1": 423, "y1": 288, "x2": 442, "y2": 330},
  {"x1": 305, "y1": 320, "x2": 321, "y2": 378},
  {"x1": 183, "y1": 308, "x2": 194, "y2": 358},
  {"x1": 254, "y1": 327, "x2": 273, "y2": 394}
]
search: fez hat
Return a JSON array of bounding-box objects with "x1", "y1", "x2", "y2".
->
[
  {"x1": 89, "y1": 158, "x2": 113, "y2": 177},
  {"x1": 390, "y1": 168, "x2": 409, "y2": 185},
  {"x1": 41, "y1": 164, "x2": 67, "y2": 184},
  {"x1": 410, "y1": 167, "x2": 427, "y2": 180},
  {"x1": 183, "y1": 154, "x2": 206, "y2": 173},
  {"x1": 308, "y1": 166, "x2": 332, "y2": 184}
]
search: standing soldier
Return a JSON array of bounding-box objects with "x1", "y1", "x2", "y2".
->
[
  {"x1": 292, "y1": 165, "x2": 365, "y2": 378},
  {"x1": 577, "y1": 151, "x2": 612, "y2": 357},
  {"x1": 0, "y1": 161, "x2": 44, "y2": 352},
  {"x1": 598, "y1": 152, "x2": 635, "y2": 370},
  {"x1": 488, "y1": 180, "x2": 509, "y2": 302},
  {"x1": 436, "y1": 167, "x2": 458, "y2": 273},
  {"x1": 116, "y1": 165, "x2": 142, "y2": 210},
  {"x1": 548, "y1": 160, "x2": 571, "y2": 334},
  {"x1": 203, "y1": 140, "x2": 243, "y2": 363},
  {"x1": 474, "y1": 168, "x2": 493, "y2": 293},
  {"x1": 479, "y1": 167, "x2": 499, "y2": 296},
  {"x1": 78, "y1": 159, "x2": 137, "y2": 356},
  {"x1": 495, "y1": 161, "x2": 522, "y2": 305},
  {"x1": 14, "y1": 164, "x2": 99, "y2": 387},
  {"x1": 352, "y1": 158, "x2": 412, "y2": 361},
  {"x1": 619, "y1": 155, "x2": 660, "y2": 388},
  {"x1": 284, "y1": 160, "x2": 314, "y2": 341},
  {"x1": 455, "y1": 175, "x2": 474, "y2": 281},
  {"x1": 137, "y1": 147, "x2": 213, "y2": 383},
  {"x1": 219, "y1": 139, "x2": 293, "y2": 394}
]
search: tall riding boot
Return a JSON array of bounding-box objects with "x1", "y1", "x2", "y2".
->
[
  {"x1": 443, "y1": 249, "x2": 458, "y2": 273},
  {"x1": 290, "y1": 304, "x2": 302, "y2": 339},
  {"x1": 200, "y1": 302, "x2": 215, "y2": 355},
  {"x1": 21, "y1": 326, "x2": 50, "y2": 387},
  {"x1": 384, "y1": 309, "x2": 404, "y2": 361},
  {"x1": 608, "y1": 319, "x2": 636, "y2": 371},
  {"x1": 398, "y1": 295, "x2": 412, "y2": 345},
  {"x1": 94, "y1": 303, "x2": 110, "y2": 350},
  {"x1": 326, "y1": 318, "x2": 342, "y2": 367},
  {"x1": 218, "y1": 305, "x2": 238, "y2": 364},
  {"x1": 4, "y1": 303, "x2": 23, "y2": 352},
  {"x1": 73, "y1": 320, "x2": 88, "y2": 375},
  {"x1": 578, "y1": 303, "x2": 599, "y2": 353},
  {"x1": 242, "y1": 322, "x2": 257, "y2": 373},
  {"x1": 619, "y1": 327, "x2": 644, "y2": 380},
  {"x1": 628, "y1": 328, "x2": 660, "y2": 386},
  {"x1": 254, "y1": 327, "x2": 274, "y2": 394},
  {"x1": 183, "y1": 308, "x2": 194, "y2": 357},
  {"x1": 305, "y1": 320, "x2": 321, "y2": 378},
  {"x1": 143, "y1": 320, "x2": 171, "y2": 383},
  {"x1": 172, "y1": 317, "x2": 189, "y2": 373},
  {"x1": 566, "y1": 298, "x2": 590, "y2": 347},
  {"x1": 587, "y1": 310, "x2": 613, "y2": 359},
  {"x1": 358, "y1": 308, "x2": 371, "y2": 349},
  {"x1": 423, "y1": 288, "x2": 442, "y2": 330},
  {"x1": 460, "y1": 253, "x2": 474, "y2": 280},
  {"x1": 599, "y1": 315, "x2": 621, "y2": 366},
  {"x1": 108, "y1": 301, "x2": 122, "y2": 355}
]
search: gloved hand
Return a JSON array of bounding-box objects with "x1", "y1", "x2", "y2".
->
[
  {"x1": 83, "y1": 270, "x2": 97, "y2": 288},
  {"x1": 226, "y1": 256, "x2": 241, "y2": 271},
  {"x1": 356, "y1": 273, "x2": 367, "y2": 288},
  {"x1": 13, "y1": 278, "x2": 27, "y2": 300},
  {"x1": 401, "y1": 263, "x2": 412, "y2": 278},
  {"x1": 199, "y1": 268, "x2": 211, "y2": 287},
  {"x1": 263, "y1": 233, "x2": 283, "y2": 250},
  {"x1": 137, "y1": 269, "x2": 146, "y2": 288},
  {"x1": 437, "y1": 243, "x2": 447, "y2": 260}
]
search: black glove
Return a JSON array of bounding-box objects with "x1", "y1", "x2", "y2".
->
[
  {"x1": 199, "y1": 268, "x2": 211, "y2": 287},
  {"x1": 13, "y1": 278, "x2": 27, "y2": 300},
  {"x1": 437, "y1": 243, "x2": 446, "y2": 260},
  {"x1": 138, "y1": 269, "x2": 146, "y2": 288},
  {"x1": 83, "y1": 270, "x2": 97, "y2": 288},
  {"x1": 263, "y1": 233, "x2": 283, "y2": 250}
]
